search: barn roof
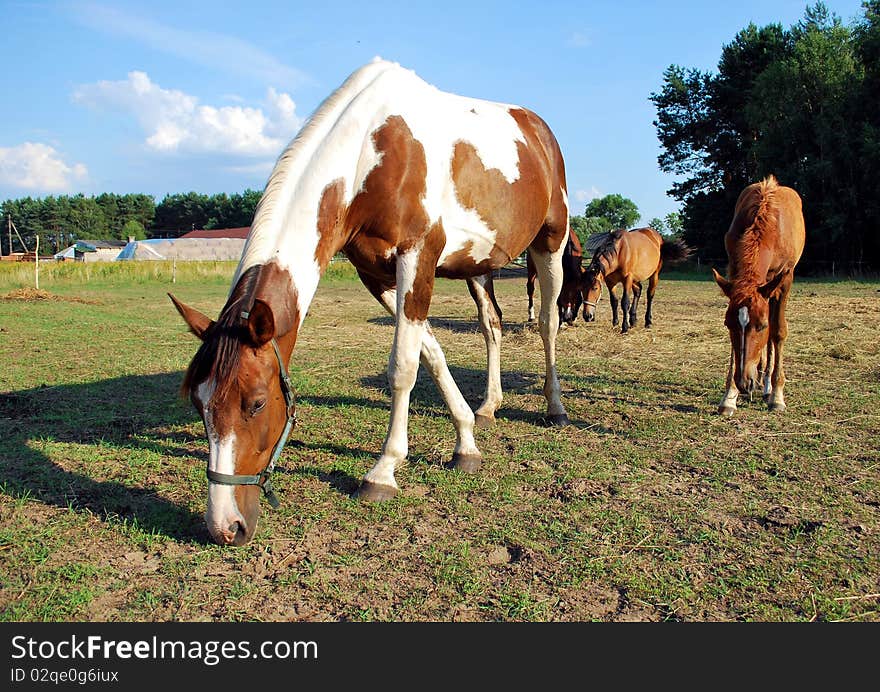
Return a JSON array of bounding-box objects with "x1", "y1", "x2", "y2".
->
[{"x1": 179, "y1": 227, "x2": 251, "y2": 239}]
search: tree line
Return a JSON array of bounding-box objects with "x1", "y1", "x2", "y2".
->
[
  {"x1": 651, "y1": 1, "x2": 880, "y2": 273},
  {"x1": 0, "y1": 190, "x2": 262, "y2": 255}
]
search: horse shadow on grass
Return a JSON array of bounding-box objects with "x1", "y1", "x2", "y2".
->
[
  {"x1": 368, "y1": 314, "x2": 481, "y2": 334},
  {"x1": 0, "y1": 373, "x2": 212, "y2": 543},
  {"x1": 367, "y1": 314, "x2": 538, "y2": 337},
  {"x1": 0, "y1": 360, "x2": 622, "y2": 539},
  {"x1": 358, "y1": 363, "x2": 611, "y2": 432}
]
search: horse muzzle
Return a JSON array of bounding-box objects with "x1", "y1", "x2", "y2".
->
[{"x1": 736, "y1": 375, "x2": 759, "y2": 395}]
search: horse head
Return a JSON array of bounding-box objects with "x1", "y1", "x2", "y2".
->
[
  {"x1": 557, "y1": 272, "x2": 583, "y2": 325},
  {"x1": 169, "y1": 293, "x2": 296, "y2": 546},
  {"x1": 580, "y1": 265, "x2": 602, "y2": 322},
  {"x1": 713, "y1": 268, "x2": 788, "y2": 394}
]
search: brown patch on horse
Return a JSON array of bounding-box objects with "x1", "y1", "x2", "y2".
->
[
  {"x1": 436, "y1": 239, "x2": 511, "y2": 278},
  {"x1": 403, "y1": 222, "x2": 446, "y2": 321},
  {"x1": 451, "y1": 107, "x2": 566, "y2": 258},
  {"x1": 509, "y1": 108, "x2": 569, "y2": 254},
  {"x1": 346, "y1": 115, "x2": 430, "y2": 259},
  {"x1": 315, "y1": 178, "x2": 347, "y2": 271}
]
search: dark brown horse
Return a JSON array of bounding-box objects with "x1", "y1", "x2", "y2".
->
[
  {"x1": 712, "y1": 175, "x2": 805, "y2": 416},
  {"x1": 168, "y1": 59, "x2": 572, "y2": 545},
  {"x1": 526, "y1": 227, "x2": 584, "y2": 325},
  {"x1": 581, "y1": 227, "x2": 691, "y2": 332}
]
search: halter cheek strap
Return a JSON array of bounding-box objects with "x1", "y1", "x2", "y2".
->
[{"x1": 205, "y1": 319, "x2": 296, "y2": 509}]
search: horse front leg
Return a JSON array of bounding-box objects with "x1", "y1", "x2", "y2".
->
[
  {"x1": 355, "y1": 271, "x2": 482, "y2": 494},
  {"x1": 767, "y1": 277, "x2": 792, "y2": 412},
  {"x1": 360, "y1": 274, "x2": 483, "y2": 479},
  {"x1": 620, "y1": 277, "x2": 633, "y2": 333},
  {"x1": 761, "y1": 340, "x2": 775, "y2": 404},
  {"x1": 468, "y1": 274, "x2": 503, "y2": 429},
  {"x1": 608, "y1": 282, "x2": 619, "y2": 326},
  {"x1": 526, "y1": 255, "x2": 537, "y2": 322},
  {"x1": 355, "y1": 249, "x2": 434, "y2": 501},
  {"x1": 528, "y1": 246, "x2": 570, "y2": 427},
  {"x1": 629, "y1": 281, "x2": 642, "y2": 327},
  {"x1": 718, "y1": 347, "x2": 740, "y2": 416}
]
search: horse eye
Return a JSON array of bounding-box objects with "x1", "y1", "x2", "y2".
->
[
  {"x1": 249, "y1": 399, "x2": 267, "y2": 415},
  {"x1": 756, "y1": 323, "x2": 768, "y2": 332}
]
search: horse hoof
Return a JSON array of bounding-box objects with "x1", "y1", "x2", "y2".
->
[
  {"x1": 718, "y1": 406, "x2": 736, "y2": 417},
  {"x1": 546, "y1": 414, "x2": 571, "y2": 427},
  {"x1": 352, "y1": 481, "x2": 398, "y2": 502},
  {"x1": 452, "y1": 452, "x2": 482, "y2": 473},
  {"x1": 645, "y1": 322, "x2": 652, "y2": 328},
  {"x1": 474, "y1": 414, "x2": 495, "y2": 428},
  {"x1": 768, "y1": 403, "x2": 786, "y2": 413}
]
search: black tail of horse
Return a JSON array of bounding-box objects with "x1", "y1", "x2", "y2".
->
[{"x1": 660, "y1": 237, "x2": 692, "y2": 264}]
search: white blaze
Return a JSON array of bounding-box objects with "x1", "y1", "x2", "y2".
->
[
  {"x1": 738, "y1": 306, "x2": 749, "y2": 378},
  {"x1": 195, "y1": 380, "x2": 243, "y2": 529}
]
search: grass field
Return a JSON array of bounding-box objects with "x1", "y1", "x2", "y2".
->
[{"x1": 0, "y1": 259, "x2": 878, "y2": 621}]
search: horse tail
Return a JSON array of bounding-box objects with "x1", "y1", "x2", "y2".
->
[{"x1": 660, "y1": 237, "x2": 692, "y2": 264}]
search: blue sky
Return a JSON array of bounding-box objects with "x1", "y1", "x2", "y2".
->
[{"x1": 0, "y1": 0, "x2": 868, "y2": 224}]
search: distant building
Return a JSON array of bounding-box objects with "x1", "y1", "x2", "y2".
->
[
  {"x1": 54, "y1": 240, "x2": 127, "y2": 262},
  {"x1": 116, "y1": 237, "x2": 245, "y2": 261}
]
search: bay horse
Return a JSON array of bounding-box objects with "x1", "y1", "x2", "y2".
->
[
  {"x1": 168, "y1": 59, "x2": 572, "y2": 545},
  {"x1": 712, "y1": 175, "x2": 805, "y2": 416},
  {"x1": 526, "y1": 227, "x2": 584, "y2": 325},
  {"x1": 581, "y1": 227, "x2": 691, "y2": 332}
]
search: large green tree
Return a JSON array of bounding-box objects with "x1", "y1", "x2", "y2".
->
[{"x1": 583, "y1": 194, "x2": 640, "y2": 234}]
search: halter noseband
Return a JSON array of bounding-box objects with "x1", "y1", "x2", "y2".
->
[{"x1": 204, "y1": 312, "x2": 296, "y2": 509}]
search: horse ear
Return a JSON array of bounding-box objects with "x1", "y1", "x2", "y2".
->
[
  {"x1": 758, "y1": 269, "x2": 788, "y2": 299},
  {"x1": 168, "y1": 293, "x2": 214, "y2": 340},
  {"x1": 711, "y1": 268, "x2": 732, "y2": 297},
  {"x1": 246, "y1": 299, "x2": 276, "y2": 346}
]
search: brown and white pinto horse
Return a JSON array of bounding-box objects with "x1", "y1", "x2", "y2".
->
[
  {"x1": 526, "y1": 227, "x2": 584, "y2": 325},
  {"x1": 169, "y1": 59, "x2": 572, "y2": 545},
  {"x1": 712, "y1": 175, "x2": 805, "y2": 416},
  {"x1": 581, "y1": 227, "x2": 691, "y2": 332}
]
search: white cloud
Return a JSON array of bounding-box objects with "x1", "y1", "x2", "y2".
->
[
  {"x1": 73, "y1": 2, "x2": 309, "y2": 90},
  {"x1": 73, "y1": 71, "x2": 303, "y2": 157},
  {"x1": 575, "y1": 186, "x2": 602, "y2": 203},
  {"x1": 0, "y1": 142, "x2": 88, "y2": 192}
]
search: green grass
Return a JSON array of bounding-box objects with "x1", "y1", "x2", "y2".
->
[{"x1": 0, "y1": 260, "x2": 878, "y2": 621}]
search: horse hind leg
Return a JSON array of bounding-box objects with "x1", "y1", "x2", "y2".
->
[
  {"x1": 468, "y1": 274, "x2": 503, "y2": 429},
  {"x1": 528, "y1": 245, "x2": 570, "y2": 427}
]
